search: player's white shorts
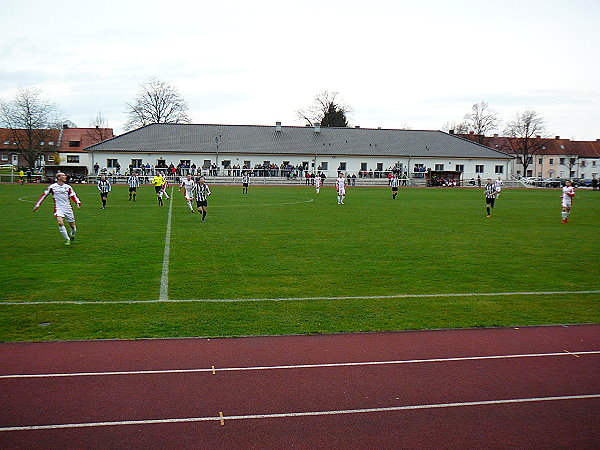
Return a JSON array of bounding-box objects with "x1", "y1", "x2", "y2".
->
[
  {"x1": 495, "y1": 187, "x2": 501, "y2": 192},
  {"x1": 337, "y1": 188, "x2": 346, "y2": 196},
  {"x1": 55, "y1": 209, "x2": 75, "y2": 223},
  {"x1": 184, "y1": 190, "x2": 193, "y2": 201},
  {"x1": 562, "y1": 199, "x2": 572, "y2": 208}
]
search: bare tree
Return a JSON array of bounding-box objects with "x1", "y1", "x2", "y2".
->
[
  {"x1": 125, "y1": 78, "x2": 191, "y2": 130},
  {"x1": 0, "y1": 87, "x2": 62, "y2": 168},
  {"x1": 85, "y1": 112, "x2": 113, "y2": 143},
  {"x1": 442, "y1": 120, "x2": 469, "y2": 134},
  {"x1": 297, "y1": 90, "x2": 352, "y2": 127},
  {"x1": 463, "y1": 101, "x2": 499, "y2": 143},
  {"x1": 504, "y1": 109, "x2": 547, "y2": 178}
]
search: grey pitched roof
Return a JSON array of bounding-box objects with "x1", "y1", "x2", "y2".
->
[{"x1": 85, "y1": 123, "x2": 511, "y2": 159}]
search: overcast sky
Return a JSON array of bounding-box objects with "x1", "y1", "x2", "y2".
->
[{"x1": 1, "y1": 0, "x2": 599, "y2": 139}]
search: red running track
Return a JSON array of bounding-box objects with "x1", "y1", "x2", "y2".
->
[{"x1": 0, "y1": 325, "x2": 599, "y2": 449}]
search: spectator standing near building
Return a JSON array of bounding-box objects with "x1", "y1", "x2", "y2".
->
[
  {"x1": 97, "y1": 175, "x2": 111, "y2": 209},
  {"x1": 33, "y1": 172, "x2": 81, "y2": 245},
  {"x1": 242, "y1": 173, "x2": 250, "y2": 194},
  {"x1": 561, "y1": 180, "x2": 575, "y2": 224},
  {"x1": 193, "y1": 177, "x2": 212, "y2": 222},
  {"x1": 93, "y1": 162, "x2": 100, "y2": 175},
  {"x1": 127, "y1": 172, "x2": 140, "y2": 201},
  {"x1": 477, "y1": 175, "x2": 481, "y2": 187},
  {"x1": 485, "y1": 178, "x2": 497, "y2": 218},
  {"x1": 336, "y1": 172, "x2": 346, "y2": 205}
]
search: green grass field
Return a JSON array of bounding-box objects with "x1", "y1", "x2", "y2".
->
[{"x1": 0, "y1": 183, "x2": 598, "y2": 341}]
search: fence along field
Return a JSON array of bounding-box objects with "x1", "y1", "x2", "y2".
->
[{"x1": 0, "y1": 183, "x2": 598, "y2": 341}]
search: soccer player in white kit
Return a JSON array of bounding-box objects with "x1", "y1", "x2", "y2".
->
[
  {"x1": 315, "y1": 174, "x2": 321, "y2": 193},
  {"x1": 336, "y1": 172, "x2": 346, "y2": 204},
  {"x1": 561, "y1": 180, "x2": 575, "y2": 223},
  {"x1": 33, "y1": 172, "x2": 82, "y2": 246},
  {"x1": 494, "y1": 177, "x2": 503, "y2": 198},
  {"x1": 178, "y1": 174, "x2": 196, "y2": 213}
]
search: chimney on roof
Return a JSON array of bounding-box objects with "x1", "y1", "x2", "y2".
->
[
  {"x1": 275, "y1": 121, "x2": 282, "y2": 132},
  {"x1": 493, "y1": 133, "x2": 498, "y2": 138},
  {"x1": 378, "y1": 126, "x2": 381, "y2": 129},
  {"x1": 95, "y1": 125, "x2": 99, "y2": 129},
  {"x1": 555, "y1": 135, "x2": 560, "y2": 139},
  {"x1": 536, "y1": 135, "x2": 541, "y2": 139},
  {"x1": 63, "y1": 124, "x2": 69, "y2": 129},
  {"x1": 355, "y1": 125, "x2": 360, "y2": 129},
  {"x1": 314, "y1": 123, "x2": 321, "y2": 133},
  {"x1": 449, "y1": 129, "x2": 454, "y2": 135}
]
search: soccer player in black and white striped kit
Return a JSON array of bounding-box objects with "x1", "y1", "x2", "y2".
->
[
  {"x1": 391, "y1": 174, "x2": 400, "y2": 199},
  {"x1": 97, "y1": 175, "x2": 111, "y2": 209},
  {"x1": 127, "y1": 172, "x2": 140, "y2": 201},
  {"x1": 484, "y1": 178, "x2": 497, "y2": 217},
  {"x1": 193, "y1": 177, "x2": 212, "y2": 222},
  {"x1": 242, "y1": 173, "x2": 250, "y2": 194}
]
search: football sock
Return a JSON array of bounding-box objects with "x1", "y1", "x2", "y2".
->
[
  {"x1": 102, "y1": 199, "x2": 106, "y2": 207},
  {"x1": 202, "y1": 211, "x2": 207, "y2": 220},
  {"x1": 561, "y1": 211, "x2": 567, "y2": 219},
  {"x1": 58, "y1": 225, "x2": 69, "y2": 240},
  {"x1": 70, "y1": 226, "x2": 77, "y2": 238},
  {"x1": 187, "y1": 201, "x2": 193, "y2": 211},
  {"x1": 487, "y1": 207, "x2": 491, "y2": 215}
]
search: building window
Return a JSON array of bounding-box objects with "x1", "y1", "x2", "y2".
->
[
  {"x1": 538, "y1": 158, "x2": 543, "y2": 164},
  {"x1": 570, "y1": 171, "x2": 575, "y2": 177},
  {"x1": 526, "y1": 170, "x2": 533, "y2": 177},
  {"x1": 475, "y1": 165, "x2": 484, "y2": 173},
  {"x1": 68, "y1": 141, "x2": 80, "y2": 147},
  {"x1": 320, "y1": 162, "x2": 328, "y2": 170},
  {"x1": 67, "y1": 155, "x2": 80, "y2": 163},
  {"x1": 360, "y1": 162, "x2": 368, "y2": 171},
  {"x1": 495, "y1": 165, "x2": 504, "y2": 174},
  {"x1": 581, "y1": 173, "x2": 585, "y2": 178},
  {"x1": 435, "y1": 164, "x2": 444, "y2": 171},
  {"x1": 570, "y1": 158, "x2": 576, "y2": 165},
  {"x1": 592, "y1": 161, "x2": 597, "y2": 168},
  {"x1": 180, "y1": 159, "x2": 191, "y2": 167},
  {"x1": 47, "y1": 154, "x2": 54, "y2": 162},
  {"x1": 131, "y1": 159, "x2": 142, "y2": 168},
  {"x1": 549, "y1": 159, "x2": 554, "y2": 165},
  {"x1": 560, "y1": 158, "x2": 565, "y2": 165},
  {"x1": 338, "y1": 162, "x2": 347, "y2": 171},
  {"x1": 107, "y1": 158, "x2": 118, "y2": 168},
  {"x1": 527, "y1": 157, "x2": 533, "y2": 164},
  {"x1": 455, "y1": 164, "x2": 464, "y2": 172},
  {"x1": 537, "y1": 172, "x2": 542, "y2": 178},
  {"x1": 244, "y1": 160, "x2": 251, "y2": 169},
  {"x1": 1, "y1": 154, "x2": 7, "y2": 161},
  {"x1": 517, "y1": 157, "x2": 523, "y2": 164},
  {"x1": 2, "y1": 140, "x2": 9, "y2": 145},
  {"x1": 581, "y1": 161, "x2": 586, "y2": 167},
  {"x1": 203, "y1": 160, "x2": 212, "y2": 168}
]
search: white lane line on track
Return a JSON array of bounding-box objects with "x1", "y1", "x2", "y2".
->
[
  {"x1": 1, "y1": 394, "x2": 598, "y2": 432},
  {"x1": 2, "y1": 351, "x2": 598, "y2": 379},
  {"x1": 159, "y1": 187, "x2": 174, "y2": 301},
  {"x1": 2, "y1": 289, "x2": 599, "y2": 305}
]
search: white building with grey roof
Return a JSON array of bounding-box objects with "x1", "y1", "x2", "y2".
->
[{"x1": 84, "y1": 123, "x2": 512, "y2": 181}]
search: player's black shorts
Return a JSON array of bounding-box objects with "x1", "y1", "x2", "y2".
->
[
  {"x1": 391, "y1": 187, "x2": 398, "y2": 192},
  {"x1": 486, "y1": 197, "x2": 495, "y2": 207},
  {"x1": 196, "y1": 200, "x2": 208, "y2": 207},
  {"x1": 129, "y1": 187, "x2": 137, "y2": 192},
  {"x1": 100, "y1": 191, "x2": 109, "y2": 197},
  {"x1": 155, "y1": 186, "x2": 162, "y2": 193},
  {"x1": 243, "y1": 183, "x2": 249, "y2": 187}
]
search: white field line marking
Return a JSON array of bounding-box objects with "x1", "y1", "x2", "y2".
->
[
  {"x1": 159, "y1": 187, "x2": 174, "y2": 301},
  {"x1": 1, "y1": 394, "x2": 598, "y2": 432},
  {"x1": 2, "y1": 289, "x2": 599, "y2": 305},
  {"x1": 18, "y1": 195, "x2": 314, "y2": 208},
  {"x1": 1, "y1": 351, "x2": 598, "y2": 379}
]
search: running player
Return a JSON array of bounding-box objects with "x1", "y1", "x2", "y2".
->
[
  {"x1": 561, "y1": 180, "x2": 575, "y2": 223},
  {"x1": 391, "y1": 174, "x2": 400, "y2": 199},
  {"x1": 485, "y1": 178, "x2": 497, "y2": 217},
  {"x1": 151, "y1": 172, "x2": 165, "y2": 205},
  {"x1": 193, "y1": 177, "x2": 212, "y2": 222},
  {"x1": 127, "y1": 172, "x2": 140, "y2": 201},
  {"x1": 33, "y1": 172, "x2": 82, "y2": 245},
  {"x1": 178, "y1": 174, "x2": 196, "y2": 213},
  {"x1": 161, "y1": 172, "x2": 170, "y2": 200},
  {"x1": 315, "y1": 174, "x2": 321, "y2": 193},
  {"x1": 97, "y1": 174, "x2": 111, "y2": 209},
  {"x1": 242, "y1": 173, "x2": 250, "y2": 194},
  {"x1": 336, "y1": 172, "x2": 346, "y2": 204},
  {"x1": 494, "y1": 176, "x2": 503, "y2": 198}
]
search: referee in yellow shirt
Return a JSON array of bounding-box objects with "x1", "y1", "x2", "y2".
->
[{"x1": 152, "y1": 173, "x2": 165, "y2": 206}]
